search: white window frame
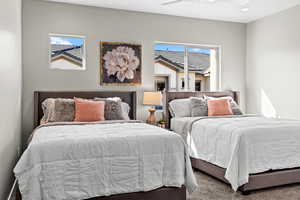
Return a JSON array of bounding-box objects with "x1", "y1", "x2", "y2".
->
[
  {"x1": 49, "y1": 33, "x2": 86, "y2": 71},
  {"x1": 155, "y1": 41, "x2": 222, "y2": 91}
]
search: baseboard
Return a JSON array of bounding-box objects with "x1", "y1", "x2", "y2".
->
[{"x1": 7, "y1": 179, "x2": 17, "y2": 200}]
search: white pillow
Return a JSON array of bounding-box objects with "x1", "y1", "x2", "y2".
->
[
  {"x1": 120, "y1": 102, "x2": 130, "y2": 120},
  {"x1": 169, "y1": 98, "x2": 191, "y2": 118}
]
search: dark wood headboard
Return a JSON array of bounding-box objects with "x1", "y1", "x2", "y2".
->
[
  {"x1": 34, "y1": 91, "x2": 137, "y2": 128},
  {"x1": 163, "y1": 91, "x2": 240, "y2": 128}
]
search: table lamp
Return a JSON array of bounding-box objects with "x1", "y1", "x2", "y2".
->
[{"x1": 143, "y1": 92, "x2": 162, "y2": 125}]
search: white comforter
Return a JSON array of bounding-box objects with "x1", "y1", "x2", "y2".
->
[
  {"x1": 184, "y1": 115, "x2": 300, "y2": 191},
  {"x1": 14, "y1": 122, "x2": 197, "y2": 200}
]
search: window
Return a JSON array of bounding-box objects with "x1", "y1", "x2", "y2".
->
[
  {"x1": 154, "y1": 77, "x2": 168, "y2": 91},
  {"x1": 195, "y1": 80, "x2": 201, "y2": 91},
  {"x1": 49, "y1": 34, "x2": 86, "y2": 70},
  {"x1": 156, "y1": 81, "x2": 165, "y2": 91},
  {"x1": 154, "y1": 43, "x2": 220, "y2": 92},
  {"x1": 181, "y1": 78, "x2": 185, "y2": 89}
]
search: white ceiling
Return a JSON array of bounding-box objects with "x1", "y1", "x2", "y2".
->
[{"x1": 46, "y1": 0, "x2": 300, "y2": 23}]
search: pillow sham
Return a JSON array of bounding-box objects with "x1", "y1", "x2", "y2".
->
[
  {"x1": 41, "y1": 98, "x2": 75, "y2": 124},
  {"x1": 204, "y1": 95, "x2": 243, "y2": 115},
  {"x1": 190, "y1": 97, "x2": 208, "y2": 117},
  {"x1": 169, "y1": 98, "x2": 191, "y2": 118},
  {"x1": 207, "y1": 99, "x2": 233, "y2": 116},
  {"x1": 74, "y1": 98, "x2": 105, "y2": 122},
  {"x1": 120, "y1": 102, "x2": 131, "y2": 120},
  {"x1": 94, "y1": 98, "x2": 130, "y2": 120}
]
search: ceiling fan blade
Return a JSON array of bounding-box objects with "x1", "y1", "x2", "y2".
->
[{"x1": 161, "y1": 0, "x2": 183, "y2": 6}]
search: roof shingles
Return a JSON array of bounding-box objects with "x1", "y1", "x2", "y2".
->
[
  {"x1": 51, "y1": 44, "x2": 83, "y2": 63},
  {"x1": 155, "y1": 50, "x2": 210, "y2": 74}
]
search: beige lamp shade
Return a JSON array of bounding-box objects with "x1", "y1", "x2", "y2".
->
[{"x1": 143, "y1": 92, "x2": 162, "y2": 106}]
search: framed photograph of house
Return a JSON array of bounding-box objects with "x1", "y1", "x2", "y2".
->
[
  {"x1": 49, "y1": 34, "x2": 86, "y2": 70},
  {"x1": 100, "y1": 42, "x2": 142, "y2": 85}
]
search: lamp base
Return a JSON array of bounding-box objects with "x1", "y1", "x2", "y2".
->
[{"x1": 146, "y1": 108, "x2": 156, "y2": 125}]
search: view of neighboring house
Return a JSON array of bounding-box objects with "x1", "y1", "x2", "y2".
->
[
  {"x1": 51, "y1": 44, "x2": 84, "y2": 70},
  {"x1": 154, "y1": 49, "x2": 210, "y2": 92}
]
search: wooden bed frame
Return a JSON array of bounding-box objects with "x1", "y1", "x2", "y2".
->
[
  {"x1": 16, "y1": 91, "x2": 186, "y2": 200},
  {"x1": 163, "y1": 91, "x2": 300, "y2": 195}
]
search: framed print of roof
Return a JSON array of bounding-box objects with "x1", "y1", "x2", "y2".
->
[{"x1": 49, "y1": 34, "x2": 86, "y2": 70}]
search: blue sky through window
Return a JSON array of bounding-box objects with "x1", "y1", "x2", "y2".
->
[
  {"x1": 155, "y1": 44, "x2": 210, "y2": 54},
  {"x1": 155, "y1": 44, "x2": 184, "y2": 52},
  {"x1": 50, "y1": 36, "x2": 84, "y2": 46}
]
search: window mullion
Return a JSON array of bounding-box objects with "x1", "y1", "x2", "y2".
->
[{"x1": 184, "y1": 47, "x2": 189, "y2": 91}]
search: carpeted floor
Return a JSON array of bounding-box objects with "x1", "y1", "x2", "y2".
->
[{"x1": 188, "y1": 170, "x2": 300, "y2": 200}]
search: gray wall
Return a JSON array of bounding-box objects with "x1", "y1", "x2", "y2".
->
[
  {"x1": 22, "y1": 0, "x2": 246, "y2": 139},
  {"x1": 246, "y1": 5, "x2": 300, "y2": 119},
  {"x1": 0, "y1": 0, "x2": 22, "y2": 198}
]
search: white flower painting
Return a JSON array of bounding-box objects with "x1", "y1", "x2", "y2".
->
[
  {"x1": 100, "y1": 42, "x2": 142, "y2": 85},
  {"x1": 103, "y1": 46, "x2": 140, "y2": 82}
]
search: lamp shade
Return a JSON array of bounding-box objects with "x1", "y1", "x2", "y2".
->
[{"x1": 143, "y1": 92, "x2": 162, "y2": 106}]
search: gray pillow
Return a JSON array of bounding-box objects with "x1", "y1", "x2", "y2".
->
[
  {"x1": 169, "y1": 98, "x2": 191, "y2": 117},
  {"x1": 190, "y1": 97, "x2": 208, "y2": 117},
  {"x1": 230, "y1": 101, "x2": 243, "y2": 115},
  {"x1": 41, "y1": 98, "x2": 75, "y2": 124},
  {"x1": 94, "y1": 98, "x2": 129, "y2": 120},
  {"x1": 205, "y1": 96, "x2": 243, "y2": 115}
]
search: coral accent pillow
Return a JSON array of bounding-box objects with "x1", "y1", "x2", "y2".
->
[
  {"x1": 207, "y1": 99, "x2": 233, "y2": 116},
  {"x1": 74, "y1": 98, "x2": 105, "y2": 122}
]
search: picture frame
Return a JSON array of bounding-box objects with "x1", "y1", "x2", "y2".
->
[
  {"x1": 49, "y1": 33, "x2": 86, "y2": 71},
  {"x1": 100, "y1": 42, "x2": 142, "y2": 85}
]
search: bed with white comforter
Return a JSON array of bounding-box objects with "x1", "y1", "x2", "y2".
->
[
  {"x1": 14, "y1": 121, "x2": 197, "y2": 200},
  {"x1": 172, "y1": 115, "x2": 300, "y2": 191}
]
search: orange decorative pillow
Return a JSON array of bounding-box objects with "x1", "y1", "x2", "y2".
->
[
  {"x1": 207, "y1": 99, "x2": 233, "y2": 116},
  {"x1": 74, "y1": 98, "x2": 105, "y2": 122}
]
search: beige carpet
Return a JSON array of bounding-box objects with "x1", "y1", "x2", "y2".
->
[{"x1": 188, "y1": 170, "x2": 300, "y2": 200}]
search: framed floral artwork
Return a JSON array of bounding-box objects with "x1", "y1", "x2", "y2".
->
[{"x1": 100, "y1": 42, "x2": 142, "y2": 85}]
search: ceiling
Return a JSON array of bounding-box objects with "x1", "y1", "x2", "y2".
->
[{"x1": 46, "y1": 0, "x2": 300, "y2": 23}]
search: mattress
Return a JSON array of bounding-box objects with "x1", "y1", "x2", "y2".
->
[
  {"x1": 14, "y1": 121, "x2": 197, "y2": 200},
  {"x1": 171, "y1": 115, "x2": 300, "y2": 191}
]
